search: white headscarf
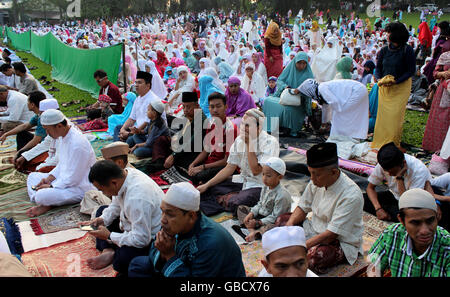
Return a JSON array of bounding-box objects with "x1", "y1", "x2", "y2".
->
[{"x1": 146, "y1": 60, "x2": 168, "y2": 99}]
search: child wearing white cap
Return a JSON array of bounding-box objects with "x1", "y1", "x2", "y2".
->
[
  {"x1": 233, "y1": 157, "x2": 292, "y2": 242},
  {"x1": 128, "y1": 99, "x2": 170, "y2": 159}
]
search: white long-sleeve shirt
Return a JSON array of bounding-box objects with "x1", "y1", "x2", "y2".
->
[
  {"x1": 0, "y1": 90, "x2": 34, "y2": 123},
  {"x1": 100, "y1": 168, "x2": 163, "y2": 248},
  {"x1": 49, "y1": 126, "x2": 96, "y2": 191}
]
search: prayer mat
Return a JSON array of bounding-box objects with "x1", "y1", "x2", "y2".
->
[
  {"x1": 287, "y1": 146, "x2": 376, "y2": 177},
  {"x1": 0, "y1": 187, "x2": 83, "y2": 222},
  {"x1": 69, "y1": 115, "x2": 87, "y2": 126},
  {"x1": 0, "y1": 168, "x2": 27, "y2": 196},
  {"x1": 21, "y1": 233, "x2": 116, "y2": 277},
  {"x1": 90, "y1": 138, "x2": 113, "y2": 158},
  {"x1": 29, "y1": 206, "x2": 90, "y2": 235},
  {"x1": 212, "y1": 212, "x2": 234, "y2": 223},
  {"x1": 149, "y1": 170, "x2": 171, "y2": 193},
  {"x1": 240, "y1": 240, "x2": 264, "y2": 277},
  {"x1": 160, "y1": 166, "x2": 192, "y2": 184},
  {"x1": 0, "y1": 135, "x2": 17, "y2": 154},
  {"x1": 0, "y1": 217, "x2": 24, "y2": 256},
  {"x1": 18, "y1": 221, "x2": 86, "y2": 253}
]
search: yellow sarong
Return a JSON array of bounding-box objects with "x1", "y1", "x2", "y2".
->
[{"x1": 371, "y1": 77, "x2": 412, "y2": 149}]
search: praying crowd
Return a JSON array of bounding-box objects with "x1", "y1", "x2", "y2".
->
[{"x1": 0, "y1": 7, "x2": 449, "y2": 278}]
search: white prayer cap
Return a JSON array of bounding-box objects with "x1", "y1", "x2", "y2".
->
[
  {"x1": 399, "y1": 188, "x2": 437, "y2": 212},
  {"x1": 262, "y1": 226, "x2": 306, "y2": 257},
  {"x1": 39, "y1": 99, "x2": 59, "y2": 111},
  {"x1": 163, "y1": 182, "x2": 200, "y2": 212},
  {"x1": 40, "y1": 109, "x2": 65, "y2": 126},
  {"x1": 150, "y1": 99, "x2": 166, "y2": 114},
  {"x1": 264, "y1": 157, "x2": 286, "y2": 176}
]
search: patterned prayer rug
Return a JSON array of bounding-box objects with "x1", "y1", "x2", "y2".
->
[
  {"x1": 0, "y1": 168, "x2": 27, "y2": 196},
  {"x1": 69, "y1": 115, "x2": 87, "y2": 126},
  {"x1": 160, "y1": 166, "x2": 192, "y2": 184},
  {"x1": 21, "y1": 233, "x2": 116, "y2": 277},
  {"x1": 90, "y1": 139, "x2": 114, "y2": 158},
  {"x1": 0, "y1": 187, "x2": 82, "y2": 222},
  {"x1": 0, "y1": 135, "x2": 17, "y2": 154},
  {"x1": 29, "y1": 206, "x2": 90, "y2": 235},
  {"x1": 240, "y1": 241, "x2": 264, "y2": 277}
]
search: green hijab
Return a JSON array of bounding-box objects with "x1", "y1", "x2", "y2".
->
[
  {"x1": 276, "y1": 51, "x2": 314, "y2": 96},
  {"x1": 336, "y1": 56, "x2": 353, "y2": 79},
  {"x1": 183, "y1": 49, "x2": 198, "y2": 71},
  {"x1": 274, "y1": 51, "x2": 314, "y2": 115}
]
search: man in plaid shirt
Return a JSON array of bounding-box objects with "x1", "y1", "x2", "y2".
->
[{"x1": 368, "y1": 188, "x2": 450, "y2": 277}]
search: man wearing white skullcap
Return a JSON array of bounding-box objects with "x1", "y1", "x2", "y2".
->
[
  {"x1": 129, "y1": 182, "x2": 246, "y2": 277},
  {"x1": 368, "y1": 188, "x2": 449, "y2": 277},
  {"x1": 259, "y1": 226, "x2": 318, "y2": 277},
  {"x1": 26, "y1": 109, "x2": 97, "y2": 217},
  {"x1": 0, "y1": 91, "x2": 48, "y2": 172},
  {"x1": 80, "y1": 160, "x2": 163, "y2": 277}
]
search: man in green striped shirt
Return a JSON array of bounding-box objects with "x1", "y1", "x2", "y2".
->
[{"x1": 368, "y1": 188, "x2": 450, "y2": 277}]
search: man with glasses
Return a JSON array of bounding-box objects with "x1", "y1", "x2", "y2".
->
[{"x1": 86, "y1": 70, "x2": 123, "y2": 115}]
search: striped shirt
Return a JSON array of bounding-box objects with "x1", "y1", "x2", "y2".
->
[{"x1": 369, "y1": 223, "x2": 450, "y2": 277}]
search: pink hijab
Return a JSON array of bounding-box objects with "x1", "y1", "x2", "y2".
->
[{"x1": 125, "y1": 55, "x2": 137, "y2": 82}]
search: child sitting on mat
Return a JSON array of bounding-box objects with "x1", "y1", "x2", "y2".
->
[
  {"x1": 233, "y1": 157, "x2": 292, "y2": 242},
  {"x1": 128, "y1": 99, "x2": 170, "y2": 159},
  {"x1": 80, "y1": 95, "x2": 114, "y2": 131}
]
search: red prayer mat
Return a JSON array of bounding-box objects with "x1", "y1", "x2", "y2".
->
[{"x1": 21, "y1": 234, "x2": 117, "y2": 277}]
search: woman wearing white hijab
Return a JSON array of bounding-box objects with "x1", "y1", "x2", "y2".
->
[
  {"x1": 218, "y1": 43, "x2": 229, "y2": 60},
  {"x1": 311, "y1": 37, "x2": 342, "y2": 83},
  {"x1": 200, "y1": 67, "x2": 226, "y2": 93},
  {"x1": 228, "y1": 43, "x2": 239, "y2": 69},
  {"x1": 172, "y1": 49, "x2": 183, "y2": 59},
  {"x1": 145, "y1": 60, "x2": 168, "y2": 99},
  {"x1": 198, "y1": 58, "x2": 212, "y2": 78},
  {"x1": 241, "y1": 63, "x2": 266, "y2": 104},
  {"x1": 167, "y1": 66, "x2": 195, "y2": 113}
]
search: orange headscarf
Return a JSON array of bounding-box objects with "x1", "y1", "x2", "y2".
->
[
  {"x1": 311, "y1": 21, "x2": 320, "y2": 32},
  {"x1": 264, "y1": 21, "x2": 282, "y2": 46}
]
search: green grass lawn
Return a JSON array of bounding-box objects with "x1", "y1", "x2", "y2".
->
[
  {"x1": 402, "y1": 109, "x2": 429, "y2": 148},
  {"x1": 12, "y1": 50, "x2": 96, "y2": 118}
]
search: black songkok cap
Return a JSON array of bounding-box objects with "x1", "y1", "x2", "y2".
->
[
  {"x1": 136, "y1": 71, "x2": 152, "y2": 83},
  {"x1": 182, "y1": 92, "x2": 198, "y2": 103},
  {"x1": 306, "y1": 143, "x2": 339, "y2": 168}
]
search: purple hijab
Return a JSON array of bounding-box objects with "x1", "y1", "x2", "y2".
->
[
  {"x1": 225, "y1": 77, "x2": 257, "y2": 117},
  {"x1": 423, "y1": 39, "x2": 450, "y2": 83}
]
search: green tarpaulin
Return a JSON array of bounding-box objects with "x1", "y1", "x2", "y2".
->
[
  {"x1": 31, "y1": 33, "x2": 51, "y2": 64},
  {"x1": 6, "y1": 28, "x2": 30, "y2": 51},
  {"x1": 5, "y1": 28, "x2": 122, "y2": 96}
]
